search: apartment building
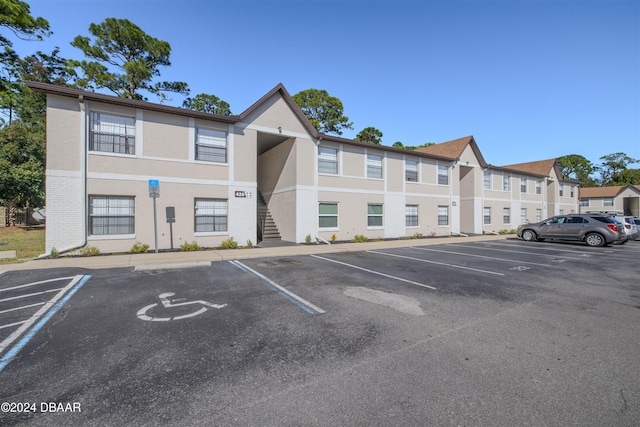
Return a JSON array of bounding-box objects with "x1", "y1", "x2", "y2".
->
[
  {"x1": 579, "y1": 185, "x2": 640, "y2": 216},
  {"x1": 28, "y1": 82, "x2": 579, "y2": 254}
]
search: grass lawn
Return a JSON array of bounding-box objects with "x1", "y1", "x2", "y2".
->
[{"x1": 0, "y1": 226, "x2": 46, "y2": 263}]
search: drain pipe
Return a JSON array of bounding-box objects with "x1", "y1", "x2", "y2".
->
[
  {"x1": 316, "y1": 236, "x2": 331, "y2": 245},
  {"x1": 451, "y1": 231, "x2": 468, "y2": 237}
]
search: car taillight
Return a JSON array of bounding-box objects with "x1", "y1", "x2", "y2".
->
[{"x1": 607, "y1": 224, "x2": 619, "y2": 232}]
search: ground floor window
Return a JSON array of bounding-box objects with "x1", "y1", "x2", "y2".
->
[
  {"x1": 484, "y1": 207, "x2": 491, "y2": 225},
  {"x1": 405, "y1": 205, "x2": 418, "y2": 227},
  {"x1": 536, "y1": 209, "x2": 542, "y2": 222},
  {"x1": 195, "y1": 198, "x2": 228, "y2": 232},
  {"x1": 319, "y1": 202, "x2": 338, "y2": 228},
  {"x1": 503, "y1": 207, "x2": 510, "y2": 224},
  {"x1": 368, "y1": 203, "x2": 383, "y2": 227},
  {"x1": 89, "y1": 196, "x2": 135, "y2": 235},
  {"x1": 437, "y1": 205, "x2": 448, "y2": 226},
  {"x1": 521, "y1": 208, "x2": 527, "y2": 224}
]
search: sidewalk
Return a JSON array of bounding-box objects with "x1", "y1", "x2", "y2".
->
[{"x1": 0, "y1": 234, "x2": 509, "y2": 273}]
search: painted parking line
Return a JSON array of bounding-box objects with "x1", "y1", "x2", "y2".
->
[
  {"x1": 310, "y1": 254, "x2": 437, "y2": 290},
  {"x1": 471, "y1": 241, "x2": 599, "y2": 255},
  {"x1": 0, "y1": 275, "x2": 91, "y2": 372},
  {"x1": 450, "y1": 243, "x2": 587, "y2": 259},
  {"x1": 0, "y1": 302, "x2": 45, "y2": 315},
  {"x1": 229, "y1": 260, "x2": 325, "y2": 315},
  {"x1": 367, "y1": 250, "x2": 505, "y2": 276},
  {"x1": 0, "y1": 288, "x2": 64, "y2": 303},
  {"x1": 407, "y1": 247, "x2": 551, "y2": 267}
]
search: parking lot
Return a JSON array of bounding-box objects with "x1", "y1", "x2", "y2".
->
[{"x1": 1, "y1": 238, "x2": 639, "y2": 426}]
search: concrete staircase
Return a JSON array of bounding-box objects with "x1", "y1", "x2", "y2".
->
[{"x1": 257, "y1": 192, "x2": 281, "y2": 242}]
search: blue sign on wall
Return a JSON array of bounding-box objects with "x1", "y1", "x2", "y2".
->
[{"x1": 148, "y1": 179, "x2": 159, "y2": 187}]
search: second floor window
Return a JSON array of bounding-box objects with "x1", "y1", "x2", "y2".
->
[
  {"x1": 196, "y1": 128, "x2": 227, "y2": 163},
  {"x1": 438, "y1": 165, "x2": 448, "y2": 185},
  {"x1": 405, "y1": 160, "x2": 418, "y2": 182},
  {"x1": 521, "y1": 178, "x2": 527, "y2": 193},
  {"x1": 318, "y1": 146, "x2": 338, "y2": 174},
  {"x1": 536, "y1": 180, "x2": 542, "y2": 195},
  {"x1": 484, "y1": 171, "x2": 491, "y2": 189},
  {"x1": 90, "y1": 112, "x2": 135, "y2": 155},
  {"x1": 503, "y1": 174, "x2": 510, "y2": 191},
  {"x1": 367, "y1": 154, "x2": 383, "y2": 179}
]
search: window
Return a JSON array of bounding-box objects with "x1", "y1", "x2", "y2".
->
[
  {"x1": 318, "y1": 146, "x2": 338, "y2": 174},
  {"x1": 89, "y1": 196, "x2": 135, "y2": 235},
  {"x1": 437, "y1": 206, "x2": 449, "y2": 226},
  {"x1": 603, "y1": 198, "x2": 614, "y2": 207},
  {"x1": 503, "y1": 174, "x2": 510, "y2": 191},
  {"x1": 559, "y1": 185, "x2": 564, "y2": 197},
  {"x1": 367, "y1": 203, "x2": 383, "y2": 227},
  {"x1": 580, "y1": 199, "x2": 589, "y2": 207},
  {"x1": 194, "y1": 199, "x2": 228, "y2": 232},
  {"x1": 90, "y1": 112, "x2": 135, "y2": 154},
  {"x1": 536, "y1": 208, "x2": 542, "y2": 222},
  {"x1": 484, "y1": 207, "x2": 491, "y2": 225},
  {"x1": 367, "y1": 154, "x2": 383, "y2": 179},
  {"x1": 559, "y1": 209, "x2": 564, "y2": 215},
  {"x1": 503, "y1": 207, "x2": 510, "y2": 224},
  {"x1": 196, "y1": 128, "x2": 227, "y2": 163},
  {"x1": 319, "y1": 203, "x2": 338, "y2": 228},
  {"x1": 484, "y1": 171, "x2": 491, "y2": 189},
  {"x1": 536, "y1": 180, "x2": 541, "y2": 195},
  {"x1": 438, "y1": 164, "x2": 448, "y2": 185},
  {"x1": 405, "y1": 160, "x2": 418, "y2": 182},
  {"x1": 521, "y1": 208, "x2": 527, "y2": 224},
  {"x1": 405, "y1": 205, "x2": 418, "y2": 227},
  {"x1": 521, "y1": 177, "x2": 527, "y2": 193},
  {"x1": 570, "y1": 187, "x2": 574, "y2": 198}
]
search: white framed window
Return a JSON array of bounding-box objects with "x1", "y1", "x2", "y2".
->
[
  {"x1": 89, "y1": 195, "x2": 135, "y2": 235},
  {"x1": 536, "y1": 180, "x2": 542, "y2": 195},
  {"x1": 580, "y1": 199, "x2": 589, "y2": 207},
  {"x1": 520, "y1": 208, "x2": 527, "y2": 224},
  {"x1": 503, "y1": 174, "x2": 510, "y2": 191},
  {"x1": 559, "y1": 185, "x2": 564, "y2": 197},
  {"x1": 570, "y1": 187, "x2": 575, "y2": 197},
  {"x1": 367, "y1": 154, "x2": 383, "y2": 179},
  {"x1": 367, "y1": 203, "x2": 383, "y2": 227},
  {"x1": 484, "y1": 171, "x2": 491, "y2": 189},
  {"x1": 437, "y1": 205, "x2": 449, "y2": 226},
  {"x1": 90, "y1": 112, "x2": 135, "y2": 154},
  {"x1": 503, "y1": 207, "x2": 510, "y2": 224},
  {"x1": 196, "y1": 128, "x2": 227, "y2": 163},
  {"x1": 319, "y1": 203, "x2": 338, "y2": 229},
  {"x1": 318, "y1": 146, "x2": 338, "y2": 174},
  {"x1": 603, "y1": 198, "x2": 614, "y2": 207},
  {"x1": 405, "y1": 160, "x2": 418, "y2": 182},
  {"x1": 484, "y1": 207, "x2": 491, "y2": 225},
  {"x1": 521, "y1": 177, "x2": 527, "y2": 193},
  {"x1": 195, "y1": 198, "x2": 228, "y2": 232},
  {"x1": 438, "y1": 164, "x2": 448, "y2": 185},
  {"x1": 405, "y1": 205, "x2": 418, "y2": 227},
  {"x1": 536, "y1": 208, "x2": 542, "y2": 222}
]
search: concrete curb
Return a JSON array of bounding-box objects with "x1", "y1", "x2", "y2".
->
[{"x1": 0, "y1": 234, "x2": 511, "y2": 273}]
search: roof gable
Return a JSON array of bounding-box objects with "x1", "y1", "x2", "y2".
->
[
  {"x1": 579, "y1": 185, "x2": 626, "y2": 198},
  {"x1": 501, "y1": 159, "x2": 558, "y2": 176},
  {"x1": 415, "y1": 135, "x2": 488, "y2": 166}
]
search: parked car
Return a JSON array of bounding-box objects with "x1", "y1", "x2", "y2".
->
[
  {"x1": 517, "y1": 214, "x2": 628, "y2": 247},
  {"x1": 607, "y1": 215, "x2": 639, "y2": 240}
]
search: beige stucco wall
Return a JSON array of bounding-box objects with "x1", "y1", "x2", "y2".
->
[
  {"x1": 47, "y1": 96, "x2": 82, "y2": 171},
  {"x1": 143, "y1": 111, "x2": 190, "y2": 160}
]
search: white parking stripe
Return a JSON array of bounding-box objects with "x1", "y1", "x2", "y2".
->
[
  {"x1": 310, "y1": 255, "x2": 437, "y2": 290},
  {"x1": 367, "y1": 250, "x2": 505, "y2": 276},
  {"x1": 408, "y1": 247, "x2": 551, "y2": 266},
  {"x1": 0, "y1": 302, "x2": 45, "y2": 315},
  {"x1": 0, "y1": 276, "x2": 77, "y2": 293},
  {"x1": 450, "y1": 244, "x2": 581, "y2": 259},
  {"x1": 0, "y1": 320, "x2": 28, "y2": 330},
  {"x1": 468, "y1": 241, "x2": 595, "y2": 255},
  {"x1": 0, "y1": 288, "x2": 63, "y2": 303}
]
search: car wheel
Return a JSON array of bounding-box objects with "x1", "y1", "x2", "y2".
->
[
  {"x1": 522, "y1": 229, "x2": 537, "y2": 242},
  {"x1": 585, "y1": 233, "x2": 605, "y2": 247}
]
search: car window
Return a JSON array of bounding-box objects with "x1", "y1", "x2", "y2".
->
[
  {"x1": 591, "y1": 216, "x2": 614, "y2": 223},
  {"x1": 567, "y1": 217, "x2": 586, "y2": 224},
  {"x1": 547, "y1": 217, "x2": 566, "y2": 224}
]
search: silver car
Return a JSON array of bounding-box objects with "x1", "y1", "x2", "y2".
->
[{"x1": 517, "y1": 214, "x2": 628, "y2": 247}]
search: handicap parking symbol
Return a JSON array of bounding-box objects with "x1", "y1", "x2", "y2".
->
[{"x1": 137, "y1": 292, "x2": 227, "y2": 321}]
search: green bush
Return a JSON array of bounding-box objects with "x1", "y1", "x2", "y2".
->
[
  {"x1": 413, "y1": 232, "x2": 423, "y2": 239},
  {"x1": 305, "y1": 234, "x2": 312, "y2": 244},
  {"x1": 352, "y1": 234, "x2": 368, "y2": 243},
  {"x1": 246, "y1": 239, "x2": 253, "y2": 248},
  {"x1": 180, "y1": 241, "x2": 201, "y2": 251},
  {"x1": 79, "y1": 245, "x2": 100, "y2": 256},
  {"x1": 219, "y1": 237, "x2": 238, "y2": 249},
  {"x1": 129, "y1": 242, "x2": 149, "y2": 253},
  {"x1": 50, "y1": 247, "x2": 59, "y2": 259}
]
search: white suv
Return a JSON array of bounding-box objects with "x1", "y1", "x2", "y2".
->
[{"x1": 609, "y1": 215, "x2": 639, "y2": 240}]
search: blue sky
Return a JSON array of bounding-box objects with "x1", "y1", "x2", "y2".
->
[{"x1": 10, "y1": 0, "x2": 640, "y2": 167}]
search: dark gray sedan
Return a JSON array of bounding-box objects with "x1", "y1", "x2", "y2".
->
[{"x1": 517, "y1": 214, "x2": 628, "y2": 247}]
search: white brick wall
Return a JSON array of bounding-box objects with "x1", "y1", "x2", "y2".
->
[{"x1": 45, "y1": 171, "x2": 85, "y2": 253}]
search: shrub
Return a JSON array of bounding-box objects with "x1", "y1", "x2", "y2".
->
[
  {"x1": 180, "y1": 241, "x2": 201, "y2": 251},
  {"x1": 79, "y1": 245, "x2": 100, "y2": 256},
  {"x1": 331, "y1": 233, "x2": 337, "y2": 242},
  {"x1": 305, "y1": 234, "x2": 312, "y2": 244},
  {"x1": 129, "y1": 242, "x2": 149, "y2": 253},
  {"x1": 352, "y1": 234, "x2": 368, "y2": 243},
  {"x1": 219, "y1": 237, "x2": 238, "y2": 249},
  {"x1": 413, "y1": 232, "x2": 423, "y2": 239},
  {"x1": 50, "y1": 247, "x2": 59, "y2": 259},
  {"x1": 246, "y1": 239, "x2": 253, "y2": 248}
]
